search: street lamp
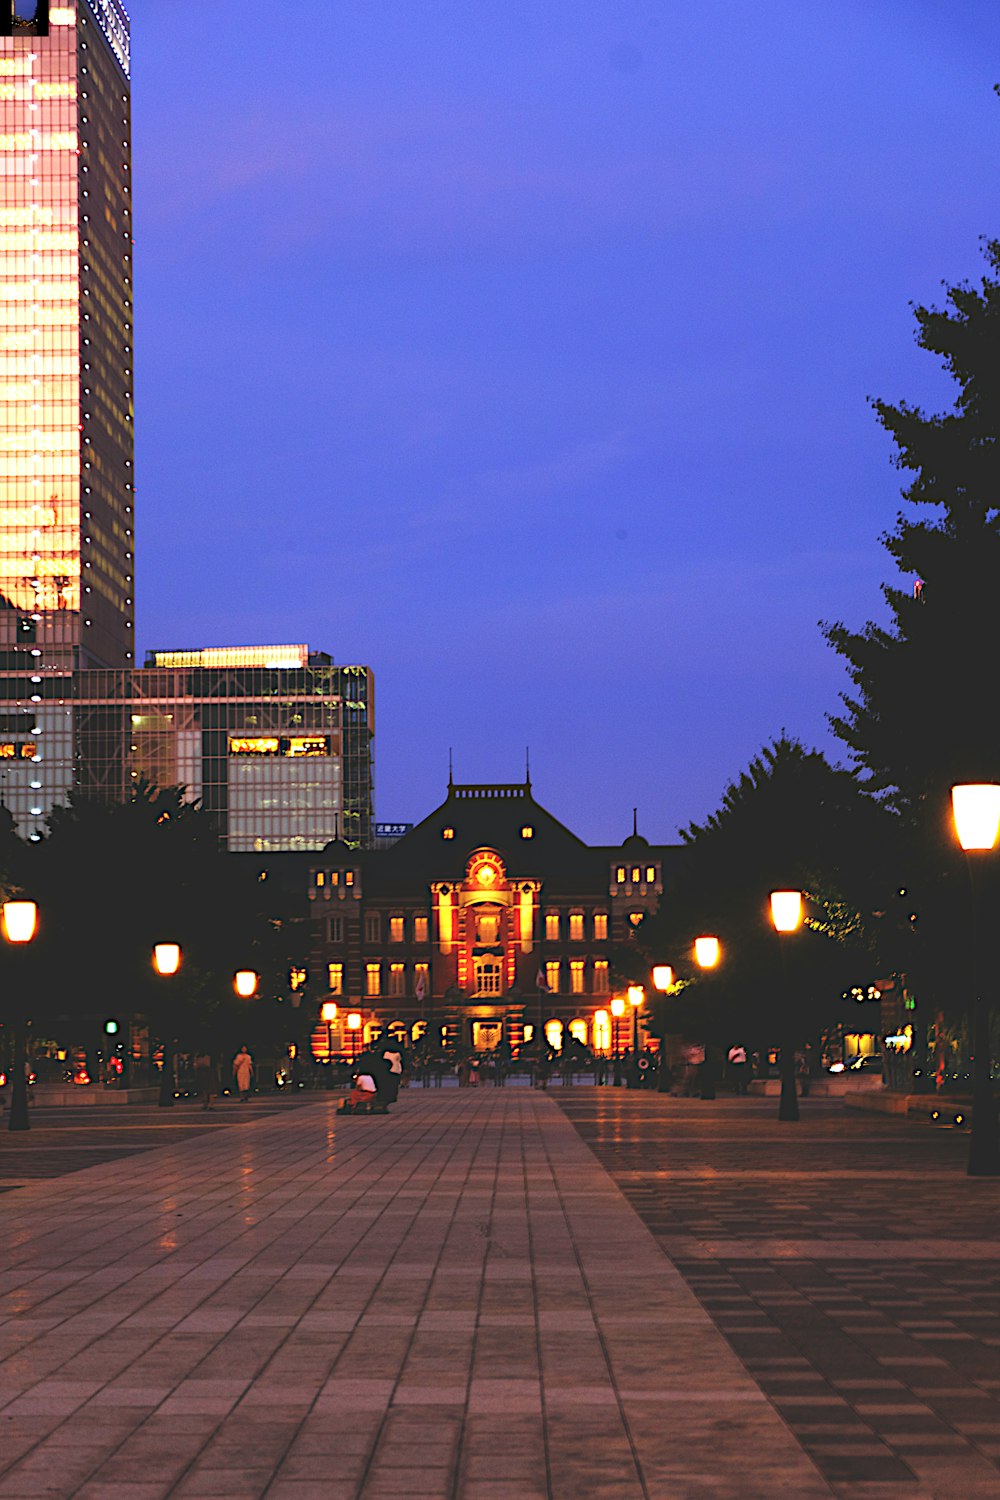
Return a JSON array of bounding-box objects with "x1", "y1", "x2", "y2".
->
[
  {"x1": 770, "y1": 890, "x2": 803, "y2": 1122},
  {"x1": 628, "y1": 985, "x2": 644, "y2": 1053},
  {"x1": 610, "y1": 995, "x2": 626, "y2": 1056},
  {"x1": 651, "y1": 965, "x2": 674, "y2": 1092},
  {"x1": 694, "y1": 935, "x2": 720, "y2": 969},
  {"x1": 321, "y1": 1000, "x2": 338, "y2": 1080},
  {"x1": 153, "y1": 942, "x2": 181, "y2": 1108},
  {"x1": 234, "y1": 969, "x2": 258, "y2": 999},
  {"x1": 693, "y1": 937, "x2": 720, "y2": 1098},
  {"x1": 347, "y1": 1009, "x2": 362, "y2": 1060},
  {"x1": 3, "y1": 899, "x2": 37, "y2": 1133},
  {"x1": 951, "y1": 784, "x2": 1000, "y2": 1177}
]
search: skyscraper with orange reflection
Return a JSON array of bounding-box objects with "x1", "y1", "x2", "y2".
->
[{"x1": 0, "y1": 0, "x2": 131, "y2": 837}]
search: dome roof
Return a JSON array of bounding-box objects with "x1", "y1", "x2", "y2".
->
[{"x1": 621, "y1": 831, "x2": 650, "y2": 851}]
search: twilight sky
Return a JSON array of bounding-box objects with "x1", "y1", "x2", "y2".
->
[{"x1": 132, "y1": 0, "x2": 999, "y2": 844}]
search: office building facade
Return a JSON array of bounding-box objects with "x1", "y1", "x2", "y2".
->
[
  {"x1": 70, "y1": 645, "x2": 375, "y2": 852},
  {"x1": 0, "y1": 0, "x2": 133, "y2": 837}
]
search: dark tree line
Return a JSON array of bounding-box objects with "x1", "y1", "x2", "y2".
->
[{"x1": 641, "y1": 238, "x2": 1000, "y2": 1061}]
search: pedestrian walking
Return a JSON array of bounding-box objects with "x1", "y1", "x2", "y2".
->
[
  {"x1": 232, "y1": 1045, "x2": 254, "y2": 1101},
  {"x1": 380, "y1": 1041, "x2": 404, "y2": 1105}
]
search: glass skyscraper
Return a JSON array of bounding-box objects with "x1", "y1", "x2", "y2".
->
[
  {"x1": 0, "y1": 9, "x2": 376, "y2": 851},
  {"x1": 0, "y1": 0, "x2": 132, "y2": 837}
]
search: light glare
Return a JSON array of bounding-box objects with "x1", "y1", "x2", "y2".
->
[
  {"x1": 951, "y1": 784, "x2": 1000, "y2": 852},
  {"x1": 770, "y1": 890, "x2": 803, "y2": 933}
]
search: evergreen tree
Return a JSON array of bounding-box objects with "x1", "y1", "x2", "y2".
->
[
  {"x1": 638, "y1": 737, "x2": 886, "y2": 1058},
  {"x1": 824, "y1": 239, "x2": 1000, "y2": 818}
]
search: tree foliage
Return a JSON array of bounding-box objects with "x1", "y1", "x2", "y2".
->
[
  {"x1": 824, "y1": 239, "x2": 1000, "y2": 818},
  {"x1": 638, "y1": 738, "x2": 889, "y2": 1049}
]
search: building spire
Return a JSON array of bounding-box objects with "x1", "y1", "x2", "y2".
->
[
  {"x1": 525, "y1": 745, "x2": 531, "y2": 790},
  {"x1": 448, "y1": 747, "x2": 454, "y2": 789},
  {"x1": 633, "y1": 806, "x2": 638, "y2": 837}
]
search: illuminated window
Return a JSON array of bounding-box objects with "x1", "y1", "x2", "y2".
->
[
  {"x1": 628, "y1": 912, "x2": 643, "y2": 928},
  {"x1": 631, "y1": 867, "x2": 641, "y2": 883},
  {"x1": 442, "y1": 827, "x2": 455, "y2": 840},
  {"x1": 413, "y1": 914, "x2": 429, "y2": 944},
  {"x1": 545, "y1": 961, "x2": 560, "y2": 993},
  {"x1": 521, "y1": 825, "x2": 534, "y2": 839},
  {"x1": 569, "y1": 912, "x2": 584, "y2": 942},
  {"x1": 327, "y1": 963, "x2": 343, "y2": 995},
  {"x1": 545, "y1": 911, "x2": 560, "y2": 942},
  {"x1": 594, "y1": 960, "x2": 609, "y2": 992},
  {"x1": 646, "y1": 866, "x2": 656, "y2": 883},
  {"x1": 594, "y1": 1010, "x2": 611, "y2": 1052},
  {"x1": 389, "y1": 916, "x2": 405, "y2": 943},
  {"x1": 327, "y1": 916, "x2": 343, "y2": 944},
  {"x1": 570, "y1": 961, "x2": 585, "y2": 994},
  {"x1": 593, "y1": 912, "x2": 608, "y2": 941},
  {"x1": 345, "y1": 871, "x2": 354, "y2": 887},
  {"x1": 289, "y1": 967, "x2": 307, "y2": 992},
  {"x1": 286, "y1": 736, "x2": 329, "y2": 757},
  {"x1": 569, "y1": 1018, "x2": 588, "y2": 1045},
  {"x1": 475, "y1": 956, "x2": 502, "y2": 995},
  {"x1": 389, "y1": 963, "x2": 405, "y2": 998},
  {"x1": 315, "y1": 871, "x2": 325, "y2": 888},
  {"x1": 616, "y1": 866, "x2": 626, "y2": 883},
  {"x1": 365, "y1": 963, "x2": 381, "y2": 997},
  {"x1": 229, "y1": 737, "x2": 279, "y2": 755},
  {"x1": 365, "y1": 913, "x2": 381, "y2": 943},
  {"x1": 544, "y1": 1019, "x2": 563, "y2": 1051}
]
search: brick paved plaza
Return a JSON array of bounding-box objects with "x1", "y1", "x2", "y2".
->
[{"x1": 0, "y1": 1088, "x2": 997, "y2": 1499}]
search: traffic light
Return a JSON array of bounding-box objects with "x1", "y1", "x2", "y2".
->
[{"x1": 104, "y1": 1018, "x2": 119, "y2": 1036}]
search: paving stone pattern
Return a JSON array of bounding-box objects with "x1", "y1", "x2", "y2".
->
[
  {"x1": 0, "y1": 1096, "x2": 320, "y2": 1189},
  {"x1": 0, "y1": 1091, "x2": 835, "y2": 1499},
  {"x1": 558, "y1": 1091, "x2": 1000, "y2": 1499}
]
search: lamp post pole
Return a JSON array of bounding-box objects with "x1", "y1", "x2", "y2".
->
[
  {"x1": 694, "y1": 937, "x2": 720, "y2": 1099},
  {"x1": 770, "y1": 891, "x2": 803, "y2": 1123},
  {"x1": 651, "y1": 965, "x2": 674, "y2": 1092},
  {"x1": 627, "y1": 986, "x2": 644, "y2": 1056},
  {"x1": 153, "y1": 943, "x2": 181, "y2": 1109},
  {"x1": 952, "y1": 785, "x2": 1000, "y2": 1177},
  {"x1": 321, "y1": 1001, "x2": 338, "y2": 1088},
  {"x1": 3, "y1": 900, "x2": 37, "y2": 1134}
]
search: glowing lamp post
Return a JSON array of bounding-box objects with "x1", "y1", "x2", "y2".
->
[
  {"x1": 627, "y1": 985, "x2": 644, "y2": 1055},
  {"x1": 610, "y1": 995, "x2": 626, "y2": 1057},
  {"x1": 651, "y1": 964, "x2": 674, "y2": 1092},
  {"x1": 952, "y1": 784, "x2": 1000, "y2": 1176},
  {"x1": 321, "y1": 1000, "x2": 338, "y2": 1082},
  {"x1": 3, "y1": 899, "x2": 37, "y2": 1133},
  {"x1": 153, "y1": 943, "x2": 181, "y2": 1108},
  {"x1": 694, "y1": 936, "x2": 720, "y2": 969},
  {"x1": 770, "y1": 891, "x2": 803, "y2": 1122},
  {"x1": 693, "y1": 937, "x2": 720, "y2": 1098},
  {"x1": 347, "y1": 1010, "x2": 362, "y2": 1060},
  {"x1": 234, "y1": 969, "x2": 258, "y2": 999}
]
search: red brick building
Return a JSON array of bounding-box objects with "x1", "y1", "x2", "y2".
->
[{"x1": 307, "y1": 779, "x2": 679, "y2": 1055}]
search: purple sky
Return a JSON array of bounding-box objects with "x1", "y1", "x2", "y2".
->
[{"x1": 132, "y1": 1, "x2": 999, "y2": 844}]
